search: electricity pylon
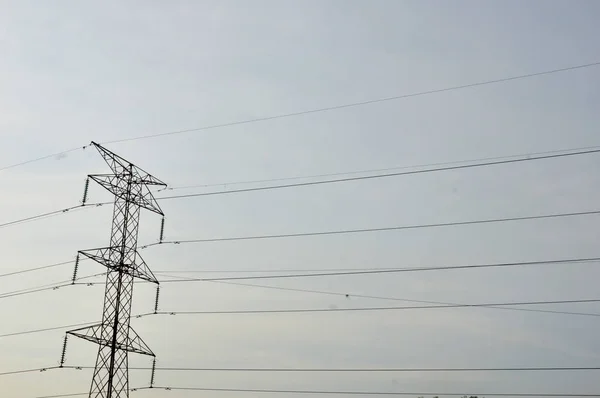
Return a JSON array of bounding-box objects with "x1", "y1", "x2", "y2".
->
[{"x1": 64, "y1": 141, "x2": 165, "y2": 398}]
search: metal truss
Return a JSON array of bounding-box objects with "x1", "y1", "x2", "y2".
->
[{"x1": 64, "y1": 142, "x2": 165, "y2": 398}]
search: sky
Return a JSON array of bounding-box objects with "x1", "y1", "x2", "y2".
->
[{"x1": 1, "y1": 0, "x2": 600, "y2": 397}]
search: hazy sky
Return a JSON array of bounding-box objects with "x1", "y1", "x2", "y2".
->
[{"x1": 1, "y1": 1, "x2": 600, "y2": 397}]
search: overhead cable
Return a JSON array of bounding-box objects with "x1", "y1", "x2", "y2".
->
[
  {"x1": 0, "y1": 147, "x2": 83, "y2": 173},
  {"x1": 0, "y1": 273, "x2": 105, "y2": 301},
  {"x1": 3, "y1": 147, "x2": 599, "y2": 237},
  {"x1": 5, "y1": 61, "x2": 599, "y2": 173},
  {"x1": 6, "y1": 296, "x2": 600, "y2": 341},
  {"x1": 133, "y1": 385, "x2": 600, "y2": 396},
  {"x1": 35, "y1": 392, "x2": 105, "y2": 398},
  {"x1": 0, "y1": 321, "x2": 98, "y2": 339},
  {"x1": 104, "y1": 61, "x2": 600, "y2": 144},
  {"x1": 162, "y1": 144, "x2": 600, "y2": 192},
  {"x1": 180, "y1": 278, "x2": 600, "y2": 319},
  {"x1": 0, "y1": 366, "x2": 59, "y2": 377},
  {"x1": 146, "y1": 210, "x2": 600, "y2": 247},
  {"x1": 61, "y1": 364, "x2": 600, "y2": 373},
  {"x1": 0, "y1": 203, "x2": 102, "y2": 230},
  {"x1": 0, "y1": 260, "x2": 73, "y2": 279},
  {"x1": 154, "y1": 257, "x2": 600, "y2": 282},
  {"x1": 143, "y1": 298, "x2": 600, "y2": 316},
  {"x1": 155, "y1": 148, "x2": 600, "y2": 201}
]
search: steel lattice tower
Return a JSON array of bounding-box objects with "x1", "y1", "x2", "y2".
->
[{"x1": 65, "y1": 142, "x2": 165, "y2": 398}]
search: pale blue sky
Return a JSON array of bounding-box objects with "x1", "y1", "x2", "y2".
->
[{"x1": 1, "y1": 1, "x2": 600, "y2": 397}]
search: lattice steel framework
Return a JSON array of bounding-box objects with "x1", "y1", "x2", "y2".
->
[{"x1": 66, "y1": 141, "x2": 165, "y2": 398}]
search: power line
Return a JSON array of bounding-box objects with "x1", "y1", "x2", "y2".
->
[
  {"x1": 0, "y1": 280, "x2": 98, "y2": 300},
  {"x1": 161, "y1": 144, "x2": 600, "y2": 192},
  {"x1": 0, "y1": 277, "x2": 78, "y2": 299},
  {"x1": 2, "y1": 145, "x2": 598, "y2": 237},
  {"x1": 35, "y1": 393, "x2": 98, "y2": 398},
  {"x1": 6, "y1": 295, "x2": 599, "y2": 342},
  {"x1": 0, "y1": 283, "x2": 73, "y2": 300},
  {"x1": 0, "y1": 320, "x2": 97, "y2": 339},
  {"x1": 0, "y1": 257, "x2": 95, "y2": 282},
  {"x1": 155, "y1": 258, "x2": 600, "y2": 320},
  {"x1": 75, "y1": 260, "x2": 600, "y2": 318},
  {"x1": 180, "y1": 278, "x2": 600, "y2": 319},
  {"x1": 2, "y1": 145, "x2": 594, "y2": 245},
  {"x1": 62, "y1": 364, "x2": 600, "y2": 373},
  {"x1": 0, "y1": 310, "x2": 155, "y2": 341},
  {"x1": 13, "y1": 256, "x2": 596, "y2": 287},
  {"x1": 0, "y1": 260, "x2": 73, "y2": 279},
  {"x1": 5, "y1": 256, "x2": 600, "y2": 338},
  {"x1": 1, "y1": 144, "x2": 595, "y2": 238},
  {"x1": 152, "y1": 256, "x2": 600, "y2": 274},
  {"x1": 154, "y1": 267, "x2": 437, "y2": 274},
  {"x1": 154, "y1": 257, "x2": 600, "y2": 282},
  {"x1": 134, "y1": 385, "x2": 600, "y2": 396},
  {"x1": 146, "y1": 298, "x2": 600, "y2": 316},
  {"x1": 1, "y1": 143, "x2": 594, "y2": 248},
  {"x1": 151, "y1": 261, "x2": 600, "y2": 319},
  {"x1": 0, "y1": 366, "x2": 59, "y2": 377},
  {"x1": 0, "y1": 273, "x2": 105, "y2": 301},
  {"x1": 4, "y1": 206, "x2": 585, "y2": 297},
  {"x1": 0, "y1": 203, "x2": 101, "y2": 230},
  {"x1": 147, "y1": 210, "x2": 600, "y2": 248},
  {"x1": 4, "y1": 61, "x2": 598, "y2": 174},
  {"x1": 103, "y1": 61, "x2": 600, "y2": 144},
  {"x1": 4, "y1": 284, "x2": 597, "y2": 343},
  {"x1": 0, "y1": 147, "x2": 83, "y2": 173},
  {"x1": 154, "y1": 148, "x2": 600, "y2": 201}
]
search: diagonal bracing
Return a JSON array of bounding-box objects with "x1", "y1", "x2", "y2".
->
[{"x1": 63, "y1": 142, "x2": 165, "y2": 398}]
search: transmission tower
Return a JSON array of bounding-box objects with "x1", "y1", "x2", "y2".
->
[{"x1": 63, "y1": 141, "x2": 165, "y2": 398}]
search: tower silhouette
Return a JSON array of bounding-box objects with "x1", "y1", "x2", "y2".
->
[{"x1": 65, "y1": 142, "x2": 165, "y2": 397}]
